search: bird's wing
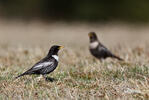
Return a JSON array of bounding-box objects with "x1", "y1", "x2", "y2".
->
[
  {"x1": 31, "y1": 61, "x2": 54, "y2": 71},
  {"x1": 98, "y1": 46, "x2": 113, "y2": 56},
  {"x1": 25, "y1": 60, "x2": 54, "y2": 74},
  {"x1": 98, "y1": 46, "x2": 106, "y2": 51}
]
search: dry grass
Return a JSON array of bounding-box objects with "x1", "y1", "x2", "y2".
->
[{"x1": 0, "y1": 20, "x2": 149, "y2": 100}]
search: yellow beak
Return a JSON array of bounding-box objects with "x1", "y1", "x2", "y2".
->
[
  {"x1": 59, "y1": 46, "x2": 64, "y2": 49},
  {"x1": 88, "y1": 33, "x2": 92, "y2": 37}
]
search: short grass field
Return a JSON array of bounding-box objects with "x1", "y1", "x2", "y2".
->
[{"x1": 0, "y1": 21, "x2": 149, "y2": 100}]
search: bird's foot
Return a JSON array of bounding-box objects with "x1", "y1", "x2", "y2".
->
[
  {"x1": 36, "y1": 75, "x2": 43, "y2": 81},
  {"x1": 45, "y1": 77, "x2": 57, "y2": 82}
]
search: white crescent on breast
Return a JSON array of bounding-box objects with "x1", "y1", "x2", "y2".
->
[
  {"x1": 89, "y1": 41, "x2": 99, "y2": 49},
  {"x1": 52, "y1": 55, "x2": 59, "y2": 61}
]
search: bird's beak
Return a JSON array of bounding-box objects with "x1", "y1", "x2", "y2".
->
[
  {"x1": 88, "y1": 33, "x2": 92, "y2": 37},
  {"x1": 59, "y1": 46, "x2": 64, "y2": 49}
]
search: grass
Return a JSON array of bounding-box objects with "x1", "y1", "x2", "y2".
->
[
  {"x1": 0, "y1": 44, "x2": 149, "y2": 100},
  {"x1": 0, "y1": 21, "x2": 149, "y2": 100}
]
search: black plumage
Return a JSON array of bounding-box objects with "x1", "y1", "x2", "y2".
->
[
  {"x1": 16, "y1": 45, "x2": 63, "y2": 79},
  {"x1": 88, "y1": 32, "x2": 123, "y2": 61}
]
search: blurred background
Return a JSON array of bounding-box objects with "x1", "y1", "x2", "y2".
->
[
  {"x1": 0, "y1": 0, "x2": 149, "y2": 47},
  {"x1": 0, "y1": 0, "x2": 149, "y2": 22}
]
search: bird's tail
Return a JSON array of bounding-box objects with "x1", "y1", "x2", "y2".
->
[
  {"x1": 112, "y1": 55, "x2": 123, "y2": 61},
  {"x1": 15, "y1": 72, "x2": 26, "y2": 79}
]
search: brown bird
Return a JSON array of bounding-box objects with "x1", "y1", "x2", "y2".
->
[{"x1": 88, "y1": 32, "x2": 123, "y2": 61}]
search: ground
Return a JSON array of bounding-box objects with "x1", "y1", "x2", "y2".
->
[{"x1": 0, "y1": 20, "x2": 149, "y2": 100}]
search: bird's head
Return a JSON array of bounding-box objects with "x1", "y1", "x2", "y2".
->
[
  {"x1": 88, "y1": 32, "x2": 98, "y2": 42},
  {"x1": 48, "y1": 45, "x2": 64, "y2": 56}
]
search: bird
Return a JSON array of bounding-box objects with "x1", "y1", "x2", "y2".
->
[
  {"x1": 15, "y1": 45, "x2": 64, "y2": 79},
  {"x1": 88, "y1": 32, "x2": 123, "y2": 61}
]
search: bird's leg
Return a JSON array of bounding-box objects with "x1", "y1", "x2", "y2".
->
[
  {"x1": 36, "y1": 75, "x2": 43, "y2": 81},
  {"x1": 43, "y1": 75, "x2": 47, "y2": 79},
  {"x1": 99, "y1": 59, "x2": 104, "y2": 63}
]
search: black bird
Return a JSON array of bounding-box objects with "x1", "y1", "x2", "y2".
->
[
  {"x1": 16, "y1": 45, "x2": 64, "y2": 79},
  {"x1": 88, "y1": 32, "x2": 123, "y2": 61}
]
